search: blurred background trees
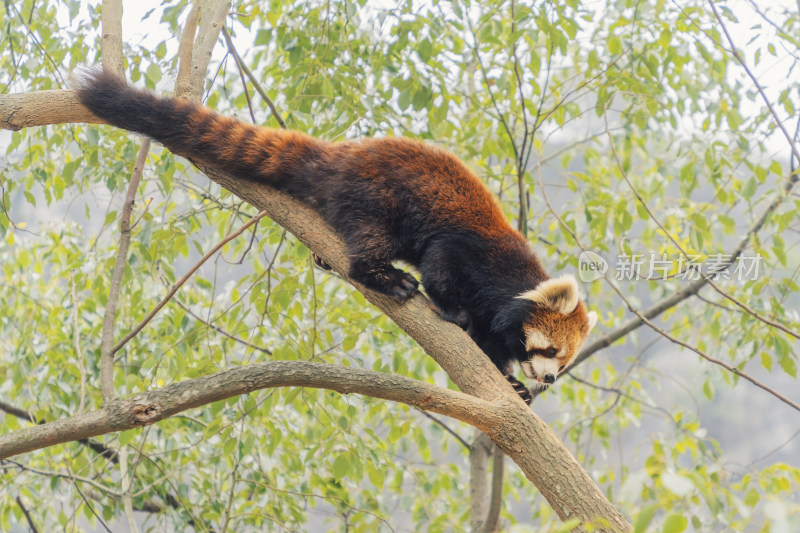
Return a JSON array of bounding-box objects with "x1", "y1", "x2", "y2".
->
[{"x1": 0, "y1": 0, "x2": 798, "y2": 530}]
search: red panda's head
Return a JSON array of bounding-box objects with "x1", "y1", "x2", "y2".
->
[{"x1": 515, "y1": 275, "x2": 597, "y2": 389}]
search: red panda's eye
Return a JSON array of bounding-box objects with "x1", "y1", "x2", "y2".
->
[{"x1": 558, "y1": 364, "x2": 566, "y2": 372}]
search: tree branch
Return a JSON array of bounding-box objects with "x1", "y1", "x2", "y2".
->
[
  {"x1": 71, "y1": 272, "x2": 87, "y2": 414},
  {"x1": 470, "y1": 429, "x2": 504, "y2": 533},
  {"x1": 15, "y1": 495, "x2": 39, "y2": 533},
  {"x1": 0, "y1": 90, "x2": 102, "y2": 130},
  {"x1": 185, "y1": 0, "x2": 231, "y2": 103},
  {"x1": 470, "y1": 429, "x2": 494, "y2": 533},
  {"x1": 569, "y1": 156, "x2": 799, "y2": 370},
  {"x1": 174, "y1": 3, "x2": 200, "y2": 101},
  {"x1": 0, "y1": 360, "x2": 499, "y2": 461},
  {"x1": 485, "y1": 446, "x2": 504, "y2": 533},
  {"x1": 100, "y1": 139, "x2": 150, "y2": 402},
  {"x1": 708, "y1": 0, "x2": 800, "y2": 163},
  {"x1": 100, "y1": 0, "x2": 123, "y2": 76},
  {"x1": 603, "y1": 110, "x2": 800, "y2": 341}
]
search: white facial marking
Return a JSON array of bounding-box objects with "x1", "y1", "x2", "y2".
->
[
  {"x1": 525, "y1": 329, "x2": 550, "y2": 351},
  {"x1": 520, "y1": 360, "x2": 536, "y2": 379},
  {"x1": 520, "y1": 357, "x2": 560, "y2": 382},
  {"x1": 531, "y1": 357, "x2": 560, "y2": 381}
]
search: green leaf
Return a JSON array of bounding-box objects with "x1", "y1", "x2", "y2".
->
[
  {"x1": 417, "y1": 38, "x2": 433, "y2": 62},
  {"x1": 146, "y1": 63, "x2": 162, "y2": 85},
  {"x1": 634, "y1": 505, "x2": 658, "y2": 533},
  {"x1": 608, "y1": 35, "x2": 622, "y2": 55},
  {"x1": 662, "y1": 514, "x2": 688, "y2": 533},
  {"x1": 778, "y1": 352, "x2": 797, "y2": 378},
  {"x1": 412, "y1": 86, "x2": 432, "y2": 111},
  {"x1": 398, "y1": 88, "x2": 411, "y2": 110},
  {"x1": 332, "y1": 453, "x2": 349, "y2": 478},
  {"x1": 742, "y1": 177, "x2": 757, "y2": 199},
  {"x1": 702, "y1": 379, "x2": 714, "y2": 400},
  {"x1": 118, "y1": 429, "x2": 137, "y2": 447}
]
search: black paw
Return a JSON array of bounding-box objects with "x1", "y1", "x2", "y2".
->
[
  {"x1": 386, "y1": 270, "x2": 419, "y2": 300},
  {"x1": 350, "y1": 264, "x2": 420, "y2": 301},
  {"x1": 313, "y1": 253, "x2": 332, "y2": 270},
  {"x1": 505, "y1": 375, "x2": 532, "y2": 405}
]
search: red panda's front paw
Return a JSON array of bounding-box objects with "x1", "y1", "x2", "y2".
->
[
  {"x1": 505, "y1": 375, "x2": 532, "y2": 405},
  {"x1": 350, "y1": 264, "x2": 419, "y2": 301},
  {"x1": 386, "y1": 270, "x2": 420, "y2": 300}
]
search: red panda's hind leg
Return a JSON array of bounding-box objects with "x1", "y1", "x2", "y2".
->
[{"x1": 427, "y1": 299, "x2": 472, "y2": 332}]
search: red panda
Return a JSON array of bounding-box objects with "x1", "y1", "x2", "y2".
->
[{"x1": 76, "y1": 70, "x2": 597, "y2": 404}]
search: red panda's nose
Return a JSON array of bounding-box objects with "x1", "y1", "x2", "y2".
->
[{"x1": 543, "y1": 374, "x2": 555, "y2": 384}]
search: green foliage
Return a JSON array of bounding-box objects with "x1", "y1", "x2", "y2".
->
[{"x1": 1, "y1": 0, "x2": 799, "y2": 531}]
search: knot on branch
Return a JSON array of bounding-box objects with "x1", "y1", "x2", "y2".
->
[{"x1": 132, "y1": 402, "x2": 160, "y2": 424}]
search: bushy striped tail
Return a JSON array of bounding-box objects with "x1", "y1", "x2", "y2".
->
[{"x1": 75, "y1": 69, "x2": 324, "y2": 186}]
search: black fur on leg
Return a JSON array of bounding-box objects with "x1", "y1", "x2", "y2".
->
[
  {"x1": 428, "y1": 301, "x2": 472, "y2": 331},
  {"x1": 505, "y1": 374, "x2": 532, "y2": 405}
]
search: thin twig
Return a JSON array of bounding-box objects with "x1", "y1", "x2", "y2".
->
[
  {"x1": 15, "y1": 495, "x2": 39, "y2": 533},
  {"x1": 571, "y1": 152, "x2": 800, "y2": 369},
  {"x1": 414, "y1": 408, "x2": 470, "y2": 449},
  {"x1": 238, "y1": 479, "x2": 396, "y2": 531},
  {"x1": 708, "y1": 0, "x2": 800, "y2": 163},
  {"x1": 221, "y1": 455, "x2": 242, "y2": 532},
  {"x1": 1, "y1": 459, "x2": 122, "y2": 497},
  {"x1": 111, "y1": 210, "x2": 270, "y2": 355},
  {"x1": 71, "y1": 271, "x2": 87, "y2": 414},
  {"x1": 222, "y1": 26, "x2": 287, "y2": 129},
  {"x1": 65, "y1": 463, "x2": 114, "y2": 533},
  {"x1": 118, "y1": 446, "x2": 139, "y2": 533},
  {"x1": 168, "y1": 292, "x2": 272, "y2": 355},
  {"x1": 463, "y1": 5, "x2": 518, "y2": 164},
  {"x1": 510, "y1": 0, "x2": 529, "y2": 236},
  {"x1": 100, "y1": 139, "x2": 151, "y2": 402},
  {"x1": 129, "y1": 197, "x2": 152, "y2": 231},
  {"x1": 226, "y1": 41, "x2": 256, "y2": 123}
]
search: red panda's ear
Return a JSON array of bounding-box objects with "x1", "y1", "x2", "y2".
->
[{"x1": 517, "y1": 275, "x2": 579, "y2": 315}]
